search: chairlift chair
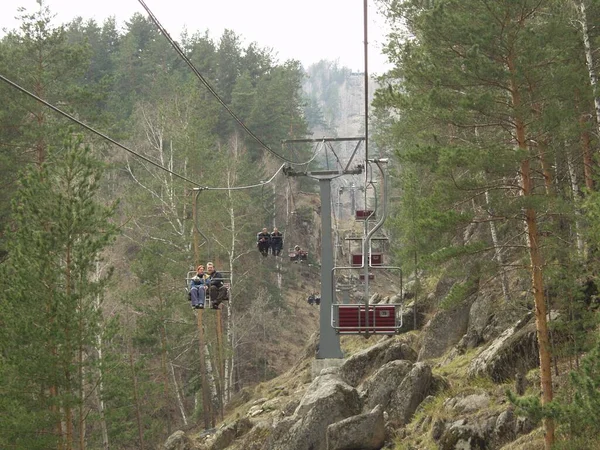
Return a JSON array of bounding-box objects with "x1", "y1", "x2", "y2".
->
[
  {"x1": 185, "y1": 270, "x2": 231, "y2": 308},
  {"x1": 355, "y1": 209, "x2": 375, "y2": 220},
  {"x1": 289, "y1": 248, "x2": 308, "y2": 262},
  {"x1": 346, "y1": 235, "x2": 388, "y2": 267}
]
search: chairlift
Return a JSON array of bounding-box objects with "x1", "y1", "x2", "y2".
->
[
  {"x1": 330, "y1": 158, "x2": 403, "y2": 336},
  {"x1": 185, "y1": 269, "x2": 232, "y2": 308},
  {"x1": 333, "y1": 304, "x2": 400, "y2": 335},
  {"x1": 346, "y1": 235, "x2": 388, "y2": 267},
  {"x1": 289, "y1": 247, "x2": 308, "y2": 262},
  {"x1": 355, "y1": 209, "x2": 375, "y2": 220}
]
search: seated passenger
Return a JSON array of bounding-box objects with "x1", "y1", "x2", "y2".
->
[
  {"x1": 189, "y1": 265, "x2": 208, "y2": 309},
  {"x1": 270, "y1": 227, "x2": 283, "y2": 256},
  {"x1": 290, "y1": 245, "x2": 308, "y2": 262},
  {"x1": 207, "y1": 262, "x2": 228, "y2": 309},
  {"x1": 257, "y1": 228, "x2": 271, "y2": 257}
]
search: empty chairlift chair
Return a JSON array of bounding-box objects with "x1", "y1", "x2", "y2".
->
[{"x1": 332, "y1": 303, "x2": 402, "y2": 335}]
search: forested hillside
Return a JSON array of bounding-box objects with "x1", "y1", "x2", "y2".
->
[
  {"x1": 3, "y1": 1, "x2": 600, "y2": 450},
  {"x1": 372, "y1": 0, "x2": 600, "y2": 448},
  {"x1": 0, "y1": 4, "x2": 319, "y2": 449}
]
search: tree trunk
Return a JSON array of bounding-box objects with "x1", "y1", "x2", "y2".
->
[
  {"x1": 580, "y1": 113, "x2": 595, "y2": 192},
  {"x1": 127, "y1": 318, "x2": 145, "y2": 450},
  {"x1": 508, "y1": 54, "x2": 555, "y2": 447},
  {"x1": 485, "y1": 190, "x2": 510, "y2": 301},
  {"x1": 567, "y1": 151, "x2": 585, "y2": 256},
  {"x1": 158, "y1": 289, "x2": 172, "y2": 436},
  {"x1": 205, "y1": 345, "x2": 219, "y2": 428},
  {"x1": 94, "y1": 263, "x2": 110, "y2": 450},
  {"x1": 196, "y1": 311, "x2": 212, "y2": 430},
  {"x1": 577, "y1": 0, "x2": 600, "y2": 135},
  {"x1": 169, "y1": 362, "x2": 188, "y2": 426}
]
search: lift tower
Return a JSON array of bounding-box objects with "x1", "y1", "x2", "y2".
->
[{"x1": 283, "y1": 137, "x2": 364, "y2": 359}]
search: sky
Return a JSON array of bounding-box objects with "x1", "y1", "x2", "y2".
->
[{"x1": 0, "y1": 0, "x2": 393, "y2": 74}]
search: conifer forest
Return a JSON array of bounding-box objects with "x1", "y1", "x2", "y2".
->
[{"x1": 2, "y1": 1, "x2": 600, "y2": 450}]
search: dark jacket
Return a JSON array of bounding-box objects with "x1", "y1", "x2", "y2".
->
[
  {"x1": 270, "y1": 231, "x2": 283, "y2": 249},
  {"x1": 208, "y1": 270, "x2": 224, "y2": 288},
  {"x1": 257, "y1": 232, "x2": 271, "y2": 246}
]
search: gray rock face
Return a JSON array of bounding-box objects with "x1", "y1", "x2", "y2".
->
[
  {"x1": 444, "y1": 394, "x2": 490, "y2": 414},
  {"x1": 398, "y1": 300, "x2": 427, "y2": 332},
  {"x1": 208, "y1": 417, "x2": 253, "y2": 450},
  {"x1": 340, "y1": 338, "x2": 417, "y2": 387},
  {"x1": 163, "y1": 430, "x2": 192, "y2": 450},
  {"x1": 430, "y1": 406, "x2": 531, "y2": 449},
  {"x1": 418, "y1": 299, "x2": 475, "y2": 361},
  {"x1": 266, "y1": 372, "x2": 361, "y2": 450},
  {"x1": 388, "y1": 362, "x2": 433, "y2": 426},
  {"x1": 438, "y1": 418, "x2": 491, "y2": 450},
  {"x1": 327, "y1": 405, "x2": 386, "y2": 450},
  {"x1": 468, "y1": 317, "x2": 538, "y2": 382},
  {"x1": 359, "y1": 360, "x2": 413, "y2": 412}
]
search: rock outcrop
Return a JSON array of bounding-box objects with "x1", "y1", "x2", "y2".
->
[
  {"x1": 266, "y1": 370, "x2": 361, "y2": 450},
  {"x1": 340, "y1": 337, "x2": 417, "y2": 387},
  {"x1": 359, "y1": 359, "x2": 413, "y2": 412},
  {"x1": 327, "y1": 405, "x2": 386, "y2": 450},
  {"x1": 468, "y1": 315, "x2": 538, "y2": 381},
  {"x1": 418, "y1": 299, "x2": 476, "y2": 361},
  {"x1": 163, "y1": 430, "x2": 193, "y2": 450},
  {"x1": 388, "y1": 362, "x2": 434, "y2": 426}
]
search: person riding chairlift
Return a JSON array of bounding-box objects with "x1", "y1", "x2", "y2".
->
[
  {"x1": 207, "y1": 262, "x2": 228, "y2": 309},
  {"x1": 270, "y1": 227, "x2": 283, "y2": 256},
  {"x1": 257, "y1": 228, "x2": 270, "y2": 257},
  {"x1": 291, "y1": 245, "x2": 308, "y2": 262},
  {"x1": 189, "y1": 265, "x2": 209, "y2": 309}
]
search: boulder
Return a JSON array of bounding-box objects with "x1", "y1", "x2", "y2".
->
[
  {"x1": 229, "y1": 420, "x2": 273, "y2": 450},
  {"x1": 163, "y1": 430, "x2": 192, "y2": 450},
  {"x1": 464, "y1": 293, "x2": 495, "y2": 349},
  {"x1": 340, "y1": 338, "x2": 417, "y2": 387},
  {"x1": 388, "y1": 362, "x2": 433, "y2": 426},
  {"x1": 468, "y1": 316, "x2": 538, "y2": 382},
  {"x1": 359, "y1": 360, "x2": 413, "y2": 412},
  {"x1": 208, "y1": 417, "x2": 253, "y2": 450},
  {"x1": 398, "y1": 301, "x2": 427, "y2": 332},
  {"x1": 438, "y1": 418, "x2": 493, "y2": 450},
  {"x1": 444, "y1": 394, "x2": 490, "y2": 414},
  {"x1": 266, "y1": 372, "x2": 361, "y2": 450},
  {"x1": 327, "y1": 405, "x2": 386, "y2": 450},
  {"x1": 418, "y1": 299, "x2": 475, "y2": 361}
]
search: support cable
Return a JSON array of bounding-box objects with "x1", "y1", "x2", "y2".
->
[
  {"x1": 0, "y1": 73, "x2": 319, "y2": 192},
  {"x1": 0, "y1": 73, "x2": 202, "y2": 187}
]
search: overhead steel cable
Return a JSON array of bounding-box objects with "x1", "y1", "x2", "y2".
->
[
  {"x1": 195, "y1": 163, "x2": 286, "y2": 192},
  {"x1": 137, "y1": 0, "x2": 315, "y2": 166},
  {"x1": 0, "y1": 73, "x2": 202, "y2": 187},
  {"x1": 194, "y1": 141, "x2": 323, "y2": 192},
  {"x1": 0, "y1": 73, "x2": 307, "y2": 192}
]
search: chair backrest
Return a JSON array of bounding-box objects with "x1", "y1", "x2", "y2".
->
[{"x1": 333, "y1": 304, "x2": 400, "y2": 335}]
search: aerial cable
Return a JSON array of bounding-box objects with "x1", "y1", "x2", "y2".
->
[
  {"x1": 137, "y1": 0, "x2": 315, "y2": 166},
  {"x1": 0, "y1": 73, "x2": 202, "y2": 187},
  {"x1": 195, "y1": 163, "x2": 286, "y2": 192}
]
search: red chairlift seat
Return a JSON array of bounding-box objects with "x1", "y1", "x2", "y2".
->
[
  {"x1": 350, "y1": 253, "x2": 384, "y2": 266},
  {"x1": 332, "y1": 304, "x2": 400, "y2": 335},
  {"x1": 359, "y1": 273, "x2": 375, "y2": 281},
  {"x1": 355, "y1": 209, "x2": 375, "y2": 220},
  {"x1": 370, "y1": 253, "x2": 383, "y2": 266}
]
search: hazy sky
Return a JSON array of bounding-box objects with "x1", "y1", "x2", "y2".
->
[{"x1": 0, "y1": 0, "x2": 392, "y2": 74}]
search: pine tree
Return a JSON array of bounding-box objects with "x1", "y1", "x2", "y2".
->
[{"x1": 0, "y1": 133, "x2": 117, "y2": 449}]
